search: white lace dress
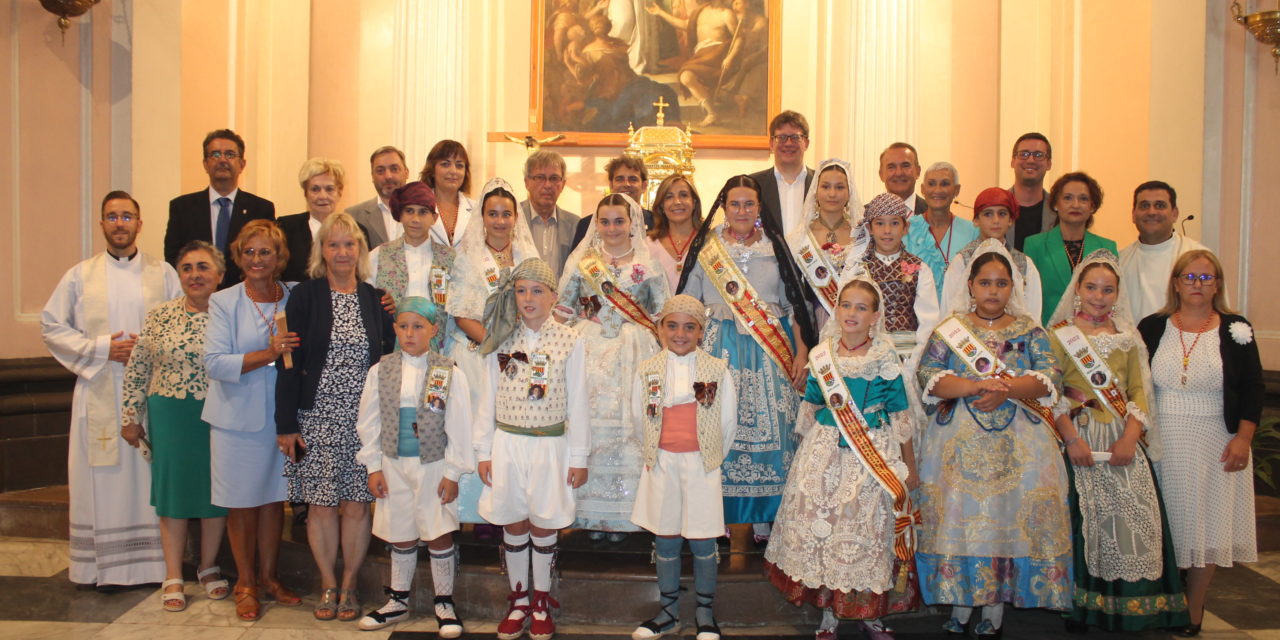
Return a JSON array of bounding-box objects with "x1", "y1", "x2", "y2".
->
[{"x1": 1151, "y1": 323, "x2": 1258, "y2": 568}]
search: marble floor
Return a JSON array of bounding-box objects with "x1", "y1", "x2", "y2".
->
[{"x1": 2, "y1": 533, "x2": 1278, "y2": 639}]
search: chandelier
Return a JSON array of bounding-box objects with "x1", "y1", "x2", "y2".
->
[{"x1": 1233, "y1": 0, "x2": 1280, "y2": 73}]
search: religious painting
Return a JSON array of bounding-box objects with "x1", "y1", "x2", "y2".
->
[{"x1": 530, "y1": 0, "x2": 780, "y2": 149}]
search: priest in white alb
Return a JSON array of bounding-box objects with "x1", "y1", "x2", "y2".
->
[
  {"x1": 41, "y1": 190, "x2": 181, "y2": 586},
  {"x1": 1118, "y1": 181, "x2": 1206, "y2": 321}
]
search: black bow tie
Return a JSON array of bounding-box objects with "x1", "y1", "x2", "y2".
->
[{"x1": 498, "y1": 351, "x2": 528, "y2": 372}]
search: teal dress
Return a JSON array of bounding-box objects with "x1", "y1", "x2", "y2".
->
[
  {"x1": 1022, "y1": 227, "x2": 1117, "y2": 325},
  {"x1": 121, "y1": 298, "x2": 226, "y2": 519}
]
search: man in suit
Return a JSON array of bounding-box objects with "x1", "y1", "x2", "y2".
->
[
  {"x1": 344, "y1": 145, "x2": 408, "y2": 249},
  {"x1": 1007, "y1": 132, "x2": 1055, "y2": 250},
  {"x1": 749, "y1": 110, "x2": 813, "y2": 236},
  {"x1": 520, "y1": 150, "x2": 580, "y2": 280},
  {"x1": 570, "y1": 155, "x2": 654, "y2": 250},
  {"x1": 878, "y1": 142, "x2": 927, "y2": 219},
  {"x1": 165, "y1": 129, "x2": 275, "y2": 288}
]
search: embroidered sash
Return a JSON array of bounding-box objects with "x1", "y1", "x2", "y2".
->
[
  {"x1": 83, "y1": 253, "x2": 168, "y2": 467},
  {"x1": 1052, "y1": 321, "x2": 1129, "y2": 423},
  {"x1": 935, "y1": 316, "x2": 1059, "y2": 438},
  {"x1": 577, "y1": 248, "x2": 658, "y2": 338},
  {"x1": 790, "y1": 230, "x2": 840, "y2": 314},
  {"x1": 810, "y1": 342, "x2": 919, "y2": 560},
  {"x1": 480, "y1": 249, "x2": 503, "y2": 298},
  {"x1": 698, "y1": 233, "x2": 794, "y2": 374}
]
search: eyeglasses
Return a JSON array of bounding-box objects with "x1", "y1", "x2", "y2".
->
[
  {"x1": 1177, "y1": 273, "x2": 1216, "y2": 285},
  {"x1": 528, "y1": 174, "x2": 564, "y2": 185},
  {"x1": 206, "y1": 150, "x2": 241, "y2": 160},
  {"x1": 103, "y1": 213, "x2": 136, "y2": 223},
  {"x1": 242, "y1": 248, "x2": 275, "y2": 258},
  {"x1": 1016, "y1": 150, "x2": 1048, "y2": 160},
  {"x1": 772, "y1": 134, "x2": 807, "y2": 144}
]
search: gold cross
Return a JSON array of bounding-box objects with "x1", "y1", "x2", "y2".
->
[
  {"x1": 96, "y1": 433, "x2": 114, "y2": 450},
  {"x1": 652, "y1": 96, "x2": 669, "y2": 126}
]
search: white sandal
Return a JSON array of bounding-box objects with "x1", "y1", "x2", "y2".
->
[
  {"x1": 197, "y1": 565, "x2": 230, "y2": 600},
  {"x1": 161, "y1": 578, "x2": 187, "y2": 612}
]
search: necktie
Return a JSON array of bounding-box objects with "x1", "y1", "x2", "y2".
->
[{"x1": 215, "y1": 197, "x2": 232, "y2": 250}]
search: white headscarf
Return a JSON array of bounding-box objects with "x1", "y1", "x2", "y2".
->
[
  {"x1": 940, "y1": 237, "x2": 1032, "y2": 321},
  {"x1": 786, "y1": 158, "x2": 867, "y2": 257},
  {"x1": 557, "y1": 192, "x2": 666, "y2": 294},
  {"x1": 453, "y1": 177, "x2": 539, "y2": 281}
]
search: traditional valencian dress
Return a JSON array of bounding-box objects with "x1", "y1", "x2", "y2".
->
[
  {"x1": 121, "y1": 298, "x2": 225, "y2": 520},
  {"x1": 915, "y1": 241, "x2": 1072, "y2": 612},
  {"x1": 41, "y1": 250, "x2": 180, "y2": 585},
  {"x1": 784, "y1": 158, "x2": 864, "y2": 334},
  {"x1": 555, "y1": 194, "x2": 668, "y2": 532},
  {"x1": 1047, "y1": 250, "x2": 1189, "y2": 631},
  {"x1": 680, "y1": 225, "x2": 805, "y2": 524},
  {"x1": 445, "y1": 178, "x2": 539, "y2": 523},
  {"x1": 765, "y1": 277, "x2": 922, "y2": 621}
]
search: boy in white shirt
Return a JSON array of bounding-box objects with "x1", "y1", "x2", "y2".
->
[{"x1": 354, "y1": 297, "x2": 474, "y2": 637}]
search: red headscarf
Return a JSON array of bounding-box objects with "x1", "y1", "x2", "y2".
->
[
  {"x1": 388, "y1": 182, "x2": 437, "y2": 221},
  {"x1": 972, "y1": 187, "x2": 1020, "y2": 221}
]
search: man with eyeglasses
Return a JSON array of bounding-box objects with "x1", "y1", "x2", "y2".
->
[
  {"x1": 570, "y1": 155, "x2": 654, "y2": 251},
  {"x1": 1118, "y1": 180, "x2": 1206, "y2": 320},
  {"x1": 346, "y1": 146, "x2": 409, "y2": 250},
  {"x1": 43, "y1": 190, "x2": 182, "y2": 590},
  {"x1": 749, "y1": 110, "x2": 814, "y2": 236},
  {"x1": 520, "y1": 150, "x2": 580, "y2": 280},
  {"x1": 165, "y1": 129, "x2": 276, "y2": 288},
  {"x1": 1006, "y1": 132, "x2": 1054, "y2": 251}
]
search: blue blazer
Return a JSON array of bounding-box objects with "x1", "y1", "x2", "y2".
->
[
  {"x1": 202, "y1": 282, "x2": 296, "y2": 432},
  {"x1": 1023, "y1": 226, "x2": 1117, "y2": 325}
]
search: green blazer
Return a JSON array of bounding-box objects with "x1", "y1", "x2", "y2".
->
[{"x1": 1023, "y1": 226, "x2": 1117, "y2": 325}]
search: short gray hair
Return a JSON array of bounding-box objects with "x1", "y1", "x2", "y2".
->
[
  {"x1": 925, "y1": 161, "x2": 960, "y2": 185},
  {"x1": 523, "y1": 150, "x2": 566, "y2": 178},
  {"x1": 176, "y1": 240, "x2": 226, "y2": 276}
]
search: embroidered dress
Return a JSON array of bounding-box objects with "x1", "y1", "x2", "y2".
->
[
  {"x1": 682, "y1": 230, "x2": 800, "y2": 524},
  {"x1": 284, "y1": 291, "x2": 375, "y2": 506},
  {"x1": 1152, "y1": 324, "x2": 1257, "y2": 568},
  {"x1": 1050, "y1": 328, "x2": 1189, "y2": 630},
  {"x1": 765, "y1": 341, "x2": 921, "y2": 619},
  {"x1": 915, "y1": 314, "x2": 1072, "y2": 610},
  {"x1": 558, "y1": 259, "x2": 666, "y2": 531},
  {"x1": 121, "y1": 298, "x2": 225, "y2": 519}
]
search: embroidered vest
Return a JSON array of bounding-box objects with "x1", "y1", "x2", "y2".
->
[
  {"x1": 376, "y1": 237, "x2": 454, "y2": 350},
  {"x1": 377, "y1": 350, "x2": 453, "y2": 463},
  {"x1": 864, "y1": 251, "x2": 924, "y2": 333},
  {"x1": 637, "y1": 349, "x2": 727, "y2": 472},
  {"x1": 494, "y1": 320, "x2": 578, "y2": 429}
]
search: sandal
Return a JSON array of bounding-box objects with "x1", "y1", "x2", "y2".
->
[
  {"x1": 259, "y1": 578, "x2": 302, "y2": 607},
  {"x1": 234, "y1": 585, "x2": 260, "y2": 621},
  {"x1": 337, "y1": 588, "x2": 361, "y2": 622},
  {"x1": 197, "y1": 565, "x2": 230, "y2": 600},
  {"x1": 160, "y1": 578, "x2": 186, "y2": 612},
  {"x1": 314, "y1": 587, "x2": 339, "y2": 621}
]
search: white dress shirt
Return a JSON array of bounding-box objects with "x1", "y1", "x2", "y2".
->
[{"x1": 774, "y1": 167, "x2": 808, "y2": 235}]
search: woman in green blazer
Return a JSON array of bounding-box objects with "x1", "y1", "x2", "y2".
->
[{"x1": 1024, "y1": 171, "x2": 1117, "y2": 325}]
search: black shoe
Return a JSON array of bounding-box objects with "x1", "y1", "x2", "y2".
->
[
  {"x1": 1064, "y1": 618, "x2": 1089, "y2": 634},
  {"x1": 1174, "y1": 623, "x2": 1202, "y2": 638},
  {"x1": 433, "y1": 595, "x2": 464, "y2": 639}
]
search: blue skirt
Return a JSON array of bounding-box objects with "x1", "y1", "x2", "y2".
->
[{"x1": 706, "y1": 316, "x2": 800, "y2": 524}]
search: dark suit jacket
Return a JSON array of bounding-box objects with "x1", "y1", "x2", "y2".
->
[
  {"x1": 166, "y1": 189, "x2": 275, "y2": 288},
  {"x1": 749, "y1": 166, "x2": 814, "y2": 233},
  {"x1": 913, "y1": 196, "x2": 928, "y2": 217},
  {"x1": 273, "y1": 277, "x2": 394, "y2": 435},
  {"x1": 570, "y1": 208, "x2": 654, "y2": 252},
  {"x1": 1138, "y1": 313, "x2": 1263, "y2": 435},
  {"x1": 276, "y1": 213, "x2": 372, "y2": 284}
]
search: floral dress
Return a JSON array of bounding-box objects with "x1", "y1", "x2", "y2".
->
[
  {"x1": 557, "y1": 257, "x2": 667, "y2": 531},
  {"x1": 1049, "y1": 326, "x2": 1189, "y2": 630},
  {"x1": 284, "y1": 292, "x2": 374, "y2": 506},
  {"x1": 915, "y1": 314, "x2": 1072, "y2": 610}
]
